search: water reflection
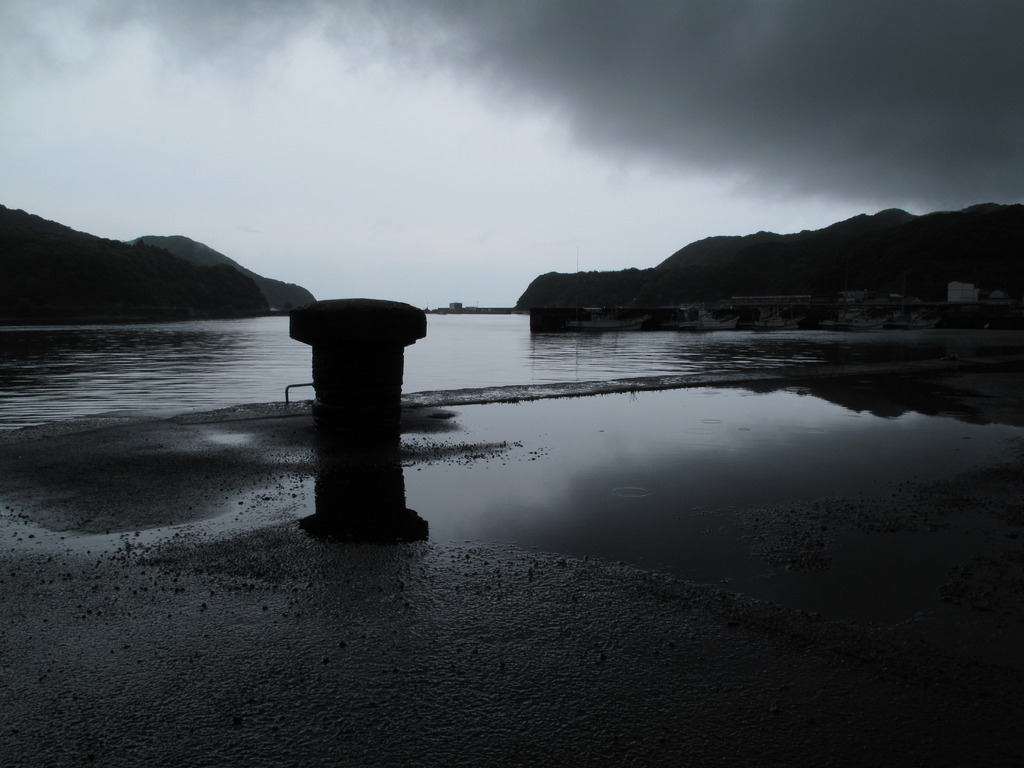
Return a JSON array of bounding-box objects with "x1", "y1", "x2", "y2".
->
[
  {"x1": 402, "y1": 384, "x2": 1022, "y2": 581},
  {"x1": 745, "y1": 375, "x2": 985, "y2": 422},
  {"x1": 299, "y1": 441, "x2": 428, "y2": 543},
  {"x1": 527, "y1": 327, "x2": 1024, "y2": 382},
  {"x1": 527, "y1": 330, "x2": 826, "y2": 380}
]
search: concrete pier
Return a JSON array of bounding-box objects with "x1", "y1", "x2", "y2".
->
[{"x1": 2, "y1": 360, "x2": 1024, "y2": 765}]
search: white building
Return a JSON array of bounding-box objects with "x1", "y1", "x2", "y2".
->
[{"x1": 947, "y1": 281, "x2": 979, "y2": 303}]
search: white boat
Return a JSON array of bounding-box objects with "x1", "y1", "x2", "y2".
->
[
  {"x1": 565, "y1": 311, "x2": 648, "y2": 331},
  {"x1": 665, "y1": 308, "x2": 739, "y2": 330},
  {"x1": 751, "y1": 308, "x2": 804, "y2": 330},
  {"x1": 883, "y1": 311, "x2": 939, "y2": 330},
  {"x1": 820, "y1": 309, "x2": 887, "y2": 331}
]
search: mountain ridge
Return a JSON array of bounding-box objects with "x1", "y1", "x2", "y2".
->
[
  {"x1": 516, "y1": 204, "x2": 1024, "y2": 309},
  {"x1": 0, "y1": 205, "x2": 283, "y2": 320},
  {"x1": 130, "y1": 235, "x2": 315, "y2": 311},
  {"x1": 655, "y1": 208, "x2": 917, "y2": 271}
]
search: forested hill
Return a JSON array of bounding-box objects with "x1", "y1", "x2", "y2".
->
[
  {"x1": 0, "y1": 205, "x2": 268, "y2": 320},
  {"x1": 515, "y1": 203, "x2": 1024, "y2": 308},
  {"x1": 130, "y1": 235, "x2": 315, "y2": 311}
]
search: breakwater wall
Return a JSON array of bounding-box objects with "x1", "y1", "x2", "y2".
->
[{"x1": 530, "y1": 303, "x2": 1024, "y2": 332}]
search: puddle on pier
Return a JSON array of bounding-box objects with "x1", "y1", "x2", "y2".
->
[{"x1": 339, "y1": 381, "x2": 1022, "y2": 626}]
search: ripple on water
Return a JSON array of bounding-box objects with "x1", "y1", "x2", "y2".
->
[{"x1": 611, "y1": 487, "x2": 652, "y2": 498}]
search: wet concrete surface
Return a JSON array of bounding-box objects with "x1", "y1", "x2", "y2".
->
[{"x1": 2, "y1": 357, "x2": 1024, "y2": 766}]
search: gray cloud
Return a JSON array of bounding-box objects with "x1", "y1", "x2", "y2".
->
[
  {"x1": 383, "y1": 0, "x2": 1024, "y2": 208},
  {"x1": 6, "y1": 0, "x2": 1023, "y2": 210}
]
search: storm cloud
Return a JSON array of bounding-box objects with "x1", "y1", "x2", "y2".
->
[
  {"x1": 11, "y1": 0, "x2": 1022, "y2": 208},
  {"x1": 389, "y1": 0, "x2": 1024, "y2": 207}
]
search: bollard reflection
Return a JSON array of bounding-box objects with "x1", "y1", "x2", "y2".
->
[{"x1": 299, "y1": 443, "x2": 428, "y2": 543}]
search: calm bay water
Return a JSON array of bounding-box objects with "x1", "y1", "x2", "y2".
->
[{"x1": 2, "y1": 314, "x2": 1024, "y2": 429}]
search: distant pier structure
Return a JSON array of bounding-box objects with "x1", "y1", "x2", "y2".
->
[
  {"x1": 431, "y1": 303, "x2": 514, "y2": 315},
  {"x1": 728, "y1": 295, "x2": 813, "y2": 306},
  {"x1": 529, "y1": 289, "x2": 1024, "y2": 332}
]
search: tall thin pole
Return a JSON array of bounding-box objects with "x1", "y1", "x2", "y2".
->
[{"x1": 576, "y1": 245, "x2": 582, "y2": 319}]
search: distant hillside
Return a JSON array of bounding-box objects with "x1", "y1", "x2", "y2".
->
[
  {"x1": 655, "y1": 208, "x2": 917, "y2": 271},
  {"x1": 0, "y1": 205, "x2": 268, "y2": 320},
  {"x1": 516, "y1": 204, "x2": 1024, "y2": 308},
  {"x1": 131, "y1": 235, "x2": 315, "y2": 310}
]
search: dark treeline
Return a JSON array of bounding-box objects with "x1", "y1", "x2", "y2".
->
[
  {"x1": 1, "y1": 206, "x2": 269, "y2": 319},
  {"x1": 132, "y1": 235, "x2": 315, "y2": 311},
  {"x1": 516, "y1": 204, "x2": 1024, "y2": 308}
]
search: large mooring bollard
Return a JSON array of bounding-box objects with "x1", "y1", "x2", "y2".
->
[{"x1": 290, "y1": 299, "x2": 426, "y2": 437}]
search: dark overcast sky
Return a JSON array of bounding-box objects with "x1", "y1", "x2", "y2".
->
[{"x1": 383, "y1": 0, "x2": 1024, "y2": 207}]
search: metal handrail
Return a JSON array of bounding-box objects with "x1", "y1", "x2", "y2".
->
[{"x1": 285, "y1": 382, "x2": 314, "y2": 404}]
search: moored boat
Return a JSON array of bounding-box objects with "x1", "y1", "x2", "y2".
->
[
  {"x1": 751, "y1": 308, "x2": 805, "y2": 331},
  {"x1": 565, "y1": 310, "x2": 649, "y2": 331},
  {"x1": 664, "y1": 307, "x2": 739, "y2": 331},
  {"x1": 820, "y1": 309, "x2": 887, "y2": 331},
  {"x1": 883, "y1": 311, "x2": 939, "y2": 330}
]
